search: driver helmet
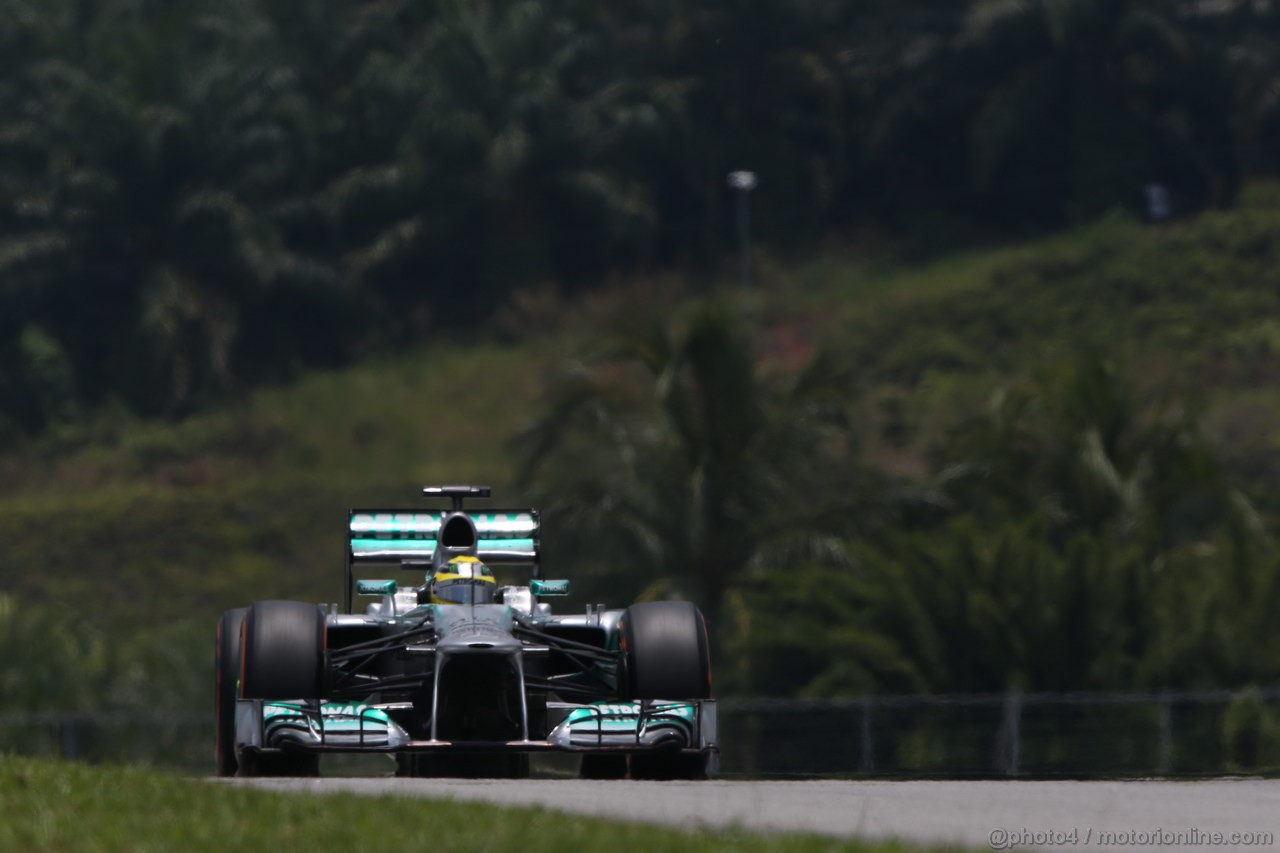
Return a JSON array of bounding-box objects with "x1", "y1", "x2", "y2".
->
[{"x1": 428, "y1": 555, "x2": 497, "y2": 605}]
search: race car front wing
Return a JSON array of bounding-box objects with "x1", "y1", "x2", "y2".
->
[{"x1": 234, "y1": 697, "x2": 718, "y2": 758}]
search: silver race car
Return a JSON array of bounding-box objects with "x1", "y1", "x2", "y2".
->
[{"x1": 215, "y1": 485, "x2": 717, "y2": 779}]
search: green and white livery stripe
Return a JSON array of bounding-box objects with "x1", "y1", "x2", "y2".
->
[
  {"x1": 349, "y1": 513, "x2": 537, "y2": 538},
  {"x1": 262, "y1": 702, "x2": 408, "y2": 748},
  {"x1": 350, "y1": 537, "x2": 536, "y2": 554},
  {"x1": 565, "y1": 702, "x2": 696, "y2": 725},
  {"x1": 549, "y1": 701, "x2": 698, "y2": 749}
]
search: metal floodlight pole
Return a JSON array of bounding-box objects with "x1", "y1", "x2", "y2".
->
[{"x1": 727, "y1": 170, "x2": 757, "y2": 297}]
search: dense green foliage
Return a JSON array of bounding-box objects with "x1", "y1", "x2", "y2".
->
[
  {"x1": 527, "y1": 307, "x2": 1280, "y2": 697},
  {"x1": 732, "y1": 362, "x2": 1278, "y2": 695},
  {"x1": 7, "y1": 206, "x2": 1280, "y2": 711},
  {"x1": 514, "y1": 302, "x2": 868, "y2": 625},
  {"x1": 517, "y1": 204, "x2": 1280, "y2": 698},
  {"x1": 0, "y1": 756, "x2": 889, "y2": 851},
  {"x1": 4, "y1": 205, "x2": 1280, "y2": 714},
  {"x1": 0, "y1": 341, "x2": 542, "y2": 713},
  {"x1": 4, "y1": 0, "x2": 1280, "y2": 432},
  {"x1": 6, "y1": 0, "x2": 1280, "y2": 716}
]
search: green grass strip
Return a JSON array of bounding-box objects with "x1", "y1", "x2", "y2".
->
[{"x1": 0, "y1": 755, "x2": 938, "y2": 852}]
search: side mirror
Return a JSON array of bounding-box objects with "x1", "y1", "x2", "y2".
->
[
  {"x1": 357, "y1": 579, "x2": 398, "y2": 596},
  {"x1": 530, "y1": 579, "x2": 570, "y2": 596}
]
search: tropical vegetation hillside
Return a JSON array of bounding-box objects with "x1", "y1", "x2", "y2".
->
[
  {"x1": 4, "y1": 0, "x2": 1280, "y2": 432},
  {"x1": 5, "y1": 198, "x2": 1280, "y2": 713},
  {"x1": 7, "y1": 0, "x2": 1280, "y2": 731}
]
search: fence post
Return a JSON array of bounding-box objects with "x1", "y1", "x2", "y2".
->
[
  {"x1": 1157, "y1": 691, "x2": 1173, "y2": 775},
  {"x1": 860, "y1": 697, "x2": 874, "y2": 773},
  {"x1": 998, "y1": 690, "x2": 1022, "y2": 777}
]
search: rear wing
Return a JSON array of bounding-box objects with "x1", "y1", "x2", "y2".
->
[
  {"x1": 345, "y1": 504, "x2": 540, "y2": 613},
  {"x1": 348, "y1": 510, "x2": 539, "y2": 564}
]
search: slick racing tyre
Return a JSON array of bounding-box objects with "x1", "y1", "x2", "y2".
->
[
  {"x1": 214, "y1": 607, "x2": 247, "y2": 778},
  {"x1": 620, "y1": 600, "x2": 713, "y2": 780},
  {"x1": 238, "y1": 600, "x2": 326, "y2": 777},
  {"x1": 620, "y1": 600, "x2": 712, "y2": 700},
  {"x1": 241, "y1": 600, "x2": 326, "y2": 700}
]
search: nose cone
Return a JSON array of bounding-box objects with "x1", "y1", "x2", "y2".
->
[{"x1": 433, "y1": 603, "x2": 522, "y2": 654}]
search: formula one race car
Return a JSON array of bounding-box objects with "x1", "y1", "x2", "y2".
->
[{"x1": 215, "y1": 485, "x2": 717, "y2": 779}]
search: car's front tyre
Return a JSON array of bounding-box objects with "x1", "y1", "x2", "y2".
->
[
  {"x1": 619, "y1": 600, "x2": 714, "y2": 780},
  {"x1": 214, "y1": 607, "x2": 246, "y2": 777},
  {"x1": 237, "y1": 600, "x2": 326, "y2": 777},
  {"x1": 620, "y1": 600, "x2": 711, "y2": 701}
]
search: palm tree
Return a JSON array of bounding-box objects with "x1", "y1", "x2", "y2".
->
[
  {"x1": 972, "y1": 0, "x2": 1237, "y2": 220},
  {"x1": 730, "y1": 354, "x2": 1277, "y2": 698},
  {"x1": 938, "y1": 356, "x2": 1261, "y2": 557},
  {"x1": 1220, "y1": 0, "x2": 1280, "y2": 176},
  {"x1": 513, "y1": 301, "x2": 866, "y2": 630},
  {"x1": 734, "y1": 520, "x2": 1151, "y2": 695},
  {"x1": 323, "y1": 0, "x2": 671, "y2": 333},
  {"x1": 0, "y1": 0, "x2": 349, "y2": 418},
  {"x1": 594, "y1": 0, "x2": 866, "y2": 251},
  {"x1": 862, "y1": 0, "x2": 1237, "y2": 227}
]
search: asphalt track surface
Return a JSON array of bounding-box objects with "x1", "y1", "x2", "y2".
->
[{"x1": 227, "y1": 776, "x2": 1280, "y2": 850}]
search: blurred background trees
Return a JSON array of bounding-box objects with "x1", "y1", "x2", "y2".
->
[
  {"x1": 2, "y1": 0, "x2": 1278, "y2": 433},
  {"x1": 4, "y1": 0, "x2": 1280, "y2": 710},
  {"x1": 719, "y1": 350, "x2": 1280, "y2": 697},
  {"x1": 513, "y1": 302, "x2": 866, "y2": 626},
  {"x1": 516, "y1": 297, "x2": 1280, "y2": 698}
]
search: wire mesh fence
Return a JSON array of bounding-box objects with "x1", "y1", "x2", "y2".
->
[
  {"x1": 3, "y1": 689, "x2": 1279, "y2": 777},
  {"x1": 718, "y1": 688, "x2": 1280, "y2": 778}
]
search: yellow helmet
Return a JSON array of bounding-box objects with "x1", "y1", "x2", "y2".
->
[{"x1": 429, "y1": 555, "x2": 497, "y2": 605}]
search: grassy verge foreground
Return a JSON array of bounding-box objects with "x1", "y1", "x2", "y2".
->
[{"x1": 0, "y1": 756, "x2": 932, "y2": 853}]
